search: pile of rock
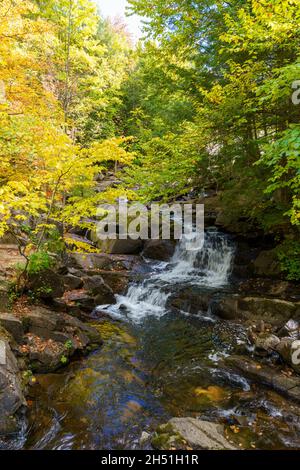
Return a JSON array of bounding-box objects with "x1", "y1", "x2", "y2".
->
[
  {"x1": 0, "y1": 305, "x2": 103, "y2": 437},
  {"x1": 248, "y1": 319, "x2": 300, "y2": 374},
  {"x1": 23, "y1": 252, "x2": 152, "y2": 320},
  {"x1": 0, "y1": 307, "x2": 103, "y2": 373},
  {"x1": 221, "y1": 318, "x2": 300, "y2": 403}
]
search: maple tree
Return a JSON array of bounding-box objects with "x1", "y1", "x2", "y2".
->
[{"x1": 0, "y1": 0, "x2": 134, "y2": 284}]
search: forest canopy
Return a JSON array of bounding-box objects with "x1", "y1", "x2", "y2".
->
[{"x1": 0, "y1": 0, "x2": 300, "y2": 280}]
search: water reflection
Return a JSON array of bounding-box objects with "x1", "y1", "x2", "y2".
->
[{"x1": 21, "y1": 315, "x2": 300, "y2": 450}]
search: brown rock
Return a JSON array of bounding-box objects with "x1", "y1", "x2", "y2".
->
[
  {"x1": 143, "y1": 240, "x2": 176, "y2": 261},
  {"x1": 83, "y1": 276, "x2": 115, "y2": 304},
  {"x1": 0, "y1": 313, "x2": 24, "y2": 343},
  {"x1": 212, "y1": 295, "x2": 299, "y2": 326},
  {"x1": 252, "y1": 250, "x2": 282, "y2": 278},
  {"x1": 18, "y1": 307, "x2": 102, "y2": 372},
  {"x1": 28, "y1": 269, "x2": 64, "y2": 299},
  {"x1": 62, "y1": 274, "x2": 83, "y2": 291},
  {"x1": 226, "y1": 355, "x2": 300, "y2": 402}
]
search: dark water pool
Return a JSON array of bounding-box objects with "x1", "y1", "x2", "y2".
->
[{"x1": 19, "y1": 313, "x2": 300, "y2": 450}]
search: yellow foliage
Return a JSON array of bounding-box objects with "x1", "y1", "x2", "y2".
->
[{"x1": 0, "y1": 1, "x2": 134, "y2": 254}]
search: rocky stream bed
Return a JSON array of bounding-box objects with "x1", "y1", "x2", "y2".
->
[{"x1": 1, "y1": 223, "x2": 300, "y2": 450}]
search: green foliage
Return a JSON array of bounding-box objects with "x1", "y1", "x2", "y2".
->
[
  {"x1": 0, "y1": 1, "x2": 135, "y2": 294},
  {"x1": 27, "y1": 252, "x2": 54, "y2": 275},
  {"x1": 1, "y1": 0, "x2": 300, "y2": 285},
  {"x1": 7, "y1": 282, "x2": 21, "y2": 310},
  {"x1": 277, "y1": 240, "x2": 300, "y2": 281},
  {"x1": 60, "y1": 355, "x2": 69, "y2": 365},
  {"x1": 21, "y1": 370, "x2": 37, "y2": 387},
  {"x1": 258, "y1": 126, "x2": 300, "y2": 226},
  {"x1": 64, "y1": 340, "x2": 73, "y2": 351},
  {"x1": 124, "y1": 0, "x2": 300, "y2": 249},
  {"x1": 123, "y1": 125, "x2": 206, "y2": 201}
]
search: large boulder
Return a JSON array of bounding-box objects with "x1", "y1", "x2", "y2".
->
[
  {"x1": 83, "y1": 276, "x2": 115, "y2": 305},
  {"x1": 69, "y1": 253, "x2": 142, "y2": 272},
  {"x1": 0, "y1": 333, "x2": 26, "y2": 436},
  {"x1": 27, "y1": 269, "x2": 65, "y2": 300},
  {"x1": 252, "y1": 249, "x2": 282, "y2": 278},
  {"x1": 96, "y1": 271, "x2": 131, "y2": 295},
  {"x1": 0, "y1": 314, "x2": 24, "y2": 343},
  {"x1": 211, "y1": 295, "x2": 300, "y2": 327},
  {"x1": 226, "y1": 355, "x2": 300, "y2": 402},
  {"x1": 96, "y1": 239, "x2": 144, "y2": 255},
  {"x1": 62, "y1": 274, "x2": 83, "y2": 291},
  {"x1": 62, "y1": 290, "x2": 97, "y2": 312},
  {"x1": 238, "y1": 278, "x2": 300, "y2": 302},
  {"x1": 152, "y1": 418, "x2": 236, "y2": 450},
  {"x1": 143, "y1": 240, "x2": 176, "y2": 261},
  {"x1": 168, "y1": 287, "x2": 213, "y2": 315},
  {"x1": 15, "y1": 306, "x2": 103, "y2": 372}
]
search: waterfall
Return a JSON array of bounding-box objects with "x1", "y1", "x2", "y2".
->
[{"x1": 98, "y1": 230, "x2": 234, "y2": 323}]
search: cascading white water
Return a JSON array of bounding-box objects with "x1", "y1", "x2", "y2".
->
[{"x1": 99, "y1": 230, "x2": 234, "y2": 323}]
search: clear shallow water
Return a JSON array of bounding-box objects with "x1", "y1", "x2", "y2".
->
[
  {"x1": 23, "y1": 315, "x2": 300, "y2": 450},
  {"x1": 6, "y1": 231, "x2": 300, "y2": 450}
]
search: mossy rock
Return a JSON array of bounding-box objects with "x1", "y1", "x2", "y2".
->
[{"x1": 151, "y1": 423, "x2": 187, "y2": 450}]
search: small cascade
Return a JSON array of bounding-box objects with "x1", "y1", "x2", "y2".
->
[{"x1": 100, "y1": 230, "x2": 234, "y2": 323}]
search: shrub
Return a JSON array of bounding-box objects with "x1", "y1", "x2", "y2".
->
[{"x1": 277, "y1": 240, "x2": 300, "y2": 281}]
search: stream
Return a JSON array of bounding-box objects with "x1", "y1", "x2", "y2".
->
[{"x1": 12, "y1": 231, "x2": 300, "y2": 449}]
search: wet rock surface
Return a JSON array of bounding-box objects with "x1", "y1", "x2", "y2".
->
[
  {"x1": 0, "y1": 313, "x2": 24, "y2": 343},
  {"x1": 143, "y1": 240, "x2": 176, "y2": 261},
  {"x1": 83, "y1": 275, "x2": 115, "y2": 305},
  {"x1": 237, "y1": 278, "x2": 300, "y2": 301},
  {"x1": 62, "y1": 274, "x2": 84, "y2": 291},
  {"x1": 0, "y1": 331, "x2": 26, "y2": 436},
  {"x1": 68, "y1": 252, "x2": 144, "y2": 273},
  {"x1": 168, "y1": 287, "x2": 214, "y2": 315},
  {"x1": 152, "y1": 418, "x2": 236, "y2": 450},
  {"x1": 225, "y1": 355, "x2": 300, "y2": 402},
  {"x1": 211, "y1": 295, "x2": 300, "y2": 326}
]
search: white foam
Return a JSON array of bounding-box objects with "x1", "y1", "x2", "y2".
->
[{"x1": 97, "y1": 230, "x2": 234, "y2": 323}]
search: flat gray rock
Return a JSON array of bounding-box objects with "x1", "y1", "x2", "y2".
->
[{"x1": 169, "y1": 418, "x2": 236, "y2": 450}]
